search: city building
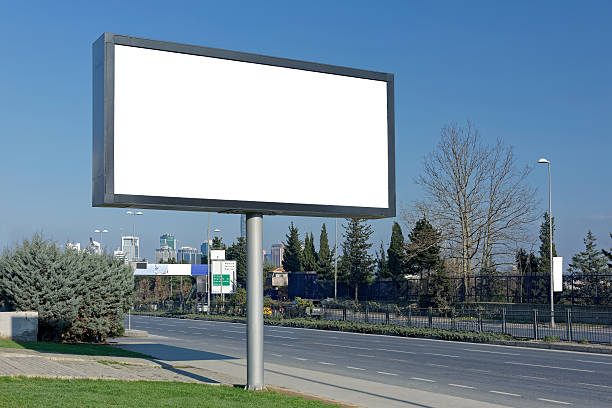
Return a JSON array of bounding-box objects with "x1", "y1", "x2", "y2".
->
[
  {"x1": 240, "y1": 214, "x2": 246, "y2": 239},
  {"x1": 263, "y1": 250, "x2": 273, "y2": 265},
  {"x1": 113, "y1": 248, "x2": 126, "y2": 262},
  {"x1": 87, "y1": 238, "x2": 101, "y2": 255},
  {"x1": 159, "y1": 233, "x2": 176, "y2": 250},
  {"x1": 121, "y1": 236, "x2": 140, "y2": 262},
  {"x1": 200, "y1": 242, "x2": 209, "y2": 258},
  {"x1": 155, "y1": 246, "x2": 177, "y2": 263},
  {"x1": 177, "y1": 246, "x2": 201, "y2": 264},
  {"x1": 271, "y1": 243, "x2": 284, "y2": 267},
  {"x1": 65, "y1": 242, "x2": 81, "y2": 251}
]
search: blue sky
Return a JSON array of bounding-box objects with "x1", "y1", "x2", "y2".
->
[{"x1": 1, "y1": 1, "x2": 611, "y2": 266}]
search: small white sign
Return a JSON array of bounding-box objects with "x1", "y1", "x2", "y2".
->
[
  {"x1": 211, "y1": 260, "x2": 236, "y2": 294},
  {"x1": 553, "y1": 256, "x2": 563, "y2": 292},
  {"x1": 210, "y1": 250, "x2": 225, "y2": 260}
]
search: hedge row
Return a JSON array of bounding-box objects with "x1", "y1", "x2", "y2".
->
[{"x1": 133, "y1": 311, "x2": 515, "y2": 343}]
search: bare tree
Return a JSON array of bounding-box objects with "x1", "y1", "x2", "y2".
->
[{"x1": 411, "y1": 122, "x2": 536, "y2": 299}]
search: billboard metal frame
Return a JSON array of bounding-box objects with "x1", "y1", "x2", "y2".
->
[{"x1": 93, "y1": 33, "x2": 395, "y2": 218}]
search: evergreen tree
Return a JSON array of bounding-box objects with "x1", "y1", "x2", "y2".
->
[
  {"x1": 515, "y1": 248, "x2": 539, "y2": 302},
  {"x1": 387, "y1": 222, "x2": 406, "y2": 301},
  {"x1": 603, "y1": 233, "x2": 612, "y2": 268},
  {"x1": 317, "y1": 224, "x2": 334, "y2": 280},
  {"x1": 339, "y1": 218, "x2": 374, "y2": 301},
  {"x1": 569, "y1": 231, "x2": 609, "y2": 304},
  {"x1": 375, "y1": 242, "x2": 389, "y2": 279},
  {"x1": 212, "y1": 236, "x2": 226, "y2": 250},
  {"x1": 406, "y1": 217, "x2": 441, "y2": 278},
  {"x1": 226, "y1": 237, "x2": 247, "y2": 288},
  {"x1": 538, "y1": 212, "x2": 557, "y2": 274},
  {"x1": 418, "y1": 259, "x2": 452, "y2": 309},
  {"x1": 282, "y1": 223, "x2": 302, "y2": 272},
  {"x1": 301, "y1": 232, "x2": 317, "y2": 271},
  {"x1": 0, "y1": 235, "x2": 132, "y2": 342}
]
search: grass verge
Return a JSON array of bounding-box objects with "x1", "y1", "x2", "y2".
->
[
  {"x1": 0, "y1": 377, "x2": 335, "y2": 408},
  {"x1": 132, "y1": 311, "x2": 515, "y2": 343},
  {"x1": 0, "y1": 339, "x2": 151, "y2": 358}
]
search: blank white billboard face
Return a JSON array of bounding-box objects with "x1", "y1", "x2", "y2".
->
[{"x1": 93, "y1": 34, "x2": 395, "y2": 217}]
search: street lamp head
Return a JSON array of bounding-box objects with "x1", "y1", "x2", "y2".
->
[
  {"x1": 136, "y1": 211, "x2": 144, "y2": 215},
  {"x1": 537, "y1": 158, "x2": 550, "y2": 164},
  {"x1": 102, "y1": 229, "x2": 109, "y2": 233},
  {"x1": 126, "y1": 211, "x2": 133, "y2": 215},
  {"x1": 94, "y1": 229, "x2": 100, "y2": 233},
  {"x1": 214, "y1": 228, "x2": 221, "y2": 233}
]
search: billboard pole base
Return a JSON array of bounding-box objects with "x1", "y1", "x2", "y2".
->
[{"x1": 246, "y1": 213, "x2": 264, "y2": 391}]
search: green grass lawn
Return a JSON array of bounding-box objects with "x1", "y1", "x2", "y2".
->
[
  {"x1": 0, "y1": 377, "x2": 335, "y2": 407},
  {"x1": 0, "y1": 339, "x2": 151, "y2": 358}
]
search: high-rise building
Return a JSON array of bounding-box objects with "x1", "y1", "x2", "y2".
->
[
  {"x1": 271, "y1": 243, "x2": 284, "y2": 267},
  {"x1": 122, "y1": 236, "x2": 140, "y2": 261},
  {"x1": 200, "y1": 242, "x2": 209, "y2": 258},
  {"x1": 240, "y1": 214, "x2": 246, "y2": 239},
  {"x1": 155, "y1": 246, "x2": 177, "y2": 263},
  {"x1": 160, "y1": 233, "x2": 176, "y2": 250},
  {"x1": 177, "y1": 246, "x2": 201, "y2": 264},
  {"x1": 113, "y1": 249, "x2": 126, "y2": 262},
  {"x1": 87, "y1": 238, "x2": 101, "y2": 255}
]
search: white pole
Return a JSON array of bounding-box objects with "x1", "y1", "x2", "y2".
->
[
  {"x1": 207, "y1": 213, "x2": 211, "y2": 315},
  {"x1": 334, "y1": 218, "x2": 338, "y2": 300},
  {"x1": 548, "y1": 163, "x2": 555, "y2": 328},
  {"x1": 246, "y1": 213, "x2": 264, "y2": 390}
]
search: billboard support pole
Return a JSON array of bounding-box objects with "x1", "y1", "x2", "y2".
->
[{"x1": 246, "y1": 213, "x2": 264, "y2": 390}]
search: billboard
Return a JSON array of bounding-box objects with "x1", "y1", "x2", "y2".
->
[
  {"x1": 93, "y1": 33, "x2": 395, "y2": 218},
  {"x1": 553, "y1": 256, "x2": 563, "y2": 292},
  {"x1": 133, "y1": 264, "x2": 204, "y2": 276}
]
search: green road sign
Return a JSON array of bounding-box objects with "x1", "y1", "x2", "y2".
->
[
  {"x1": 222, "y1": 275, "x2": 230, "y2": 286},
  {"x1": 213, "y1": 275, "x2": 222, "y2": 286}
]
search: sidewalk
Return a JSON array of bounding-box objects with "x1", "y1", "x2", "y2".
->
[{"x1": 0, "y1": 346, "x2": 239, "y2": 385}]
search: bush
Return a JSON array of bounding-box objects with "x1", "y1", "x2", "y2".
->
[
  {"x1": 0, "y1": 235, "x2": 133, "y2": 342},
  {"x1": 543, "y1": 336, "x2": 560, "y2": 343}
]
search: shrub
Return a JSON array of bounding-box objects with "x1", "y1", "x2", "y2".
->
[
  {"x1": 543, "y1": 336, "x2": 560, "y2": 343},
  {"x1": 0, "y1": 235, "x2": 133, "y2": 342}
]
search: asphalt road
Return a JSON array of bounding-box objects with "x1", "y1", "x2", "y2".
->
[{"x1": 122, "y1": 315, "x2": 612, "y2": 407}]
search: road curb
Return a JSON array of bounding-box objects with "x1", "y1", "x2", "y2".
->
[
  {"x1": 123, "y1": 329, "x2": 149, "y2": 337},
  {"x1": 490, "y1": 340, "x2": 612, "y2": 354}
]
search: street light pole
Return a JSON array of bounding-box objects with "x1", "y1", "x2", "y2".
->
[
  {"x1": 334, "y1": 218, "x2": 338, "y2": 300},
  {"x1": 126, "y1": 211, "x2": 143, "y2": 261},
  {"x1": 538, "y1": 158, "x2": 554, "y2": 328},
  {"x1": 214, "y1": 228, "x2": 224, "y2": 310},
  {"x1": 93, "y1": 229, "x2": 108, "y2": 254},
  {"x1": 207, "y1": 213, "x2": 211, "y2": 315}
]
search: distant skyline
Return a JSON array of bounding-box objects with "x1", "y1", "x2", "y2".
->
[{"x1": 1, "y1": 1, "x2": 611, "y2": 269}]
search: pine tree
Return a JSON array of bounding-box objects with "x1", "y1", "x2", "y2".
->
[
  {"x1": 603, "y1": 233, "x2": 612, "y2": 268},
  {"x1": 226, "y1": 237, "x2": 246, "y2": 288},
  {"x1": 516, "y1": 248, "x2": 539, "y2": 302},
  {"x1": 375, "y1": 242, "x2": 389, "y2": 279},
  {"x1": 532, "y1": 212, "x2": 557, "y2": 302},
  {"x1": 282, "y1": 222, "x2": 302, "y2": 272},
  {"x1": 569, "y1": 231, "x2": 609, "y2": 304},
  {"x1": 317, "y1": 224, "x2": 334, "y2": 280},
  {"x1": 339, "y1": 218, "x2": 374, "y2": 301},
  {"x1": 387, "y1": 222, "x2": 406, "y2": 301},
  {"x1": 419, "y1": 259, "x2": 452, "y2": 309},
  {"x1": 301, "y1": 232, "x2": 317, "y2": 271},
  {"x1": 406, "y1": 217, "x2": 441, "y2": 278},
  {"x1": 212, "y1": 236, "x2": 226, "y2": 250}
]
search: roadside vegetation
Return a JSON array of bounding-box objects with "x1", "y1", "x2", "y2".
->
[
  {"x1": 0, "y1": 377, "x2": 336, "y2": 408},
  {"x1": 132, "y1": 311, "x2": 514, "y2": 343}
]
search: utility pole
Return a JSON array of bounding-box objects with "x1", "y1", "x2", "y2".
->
[
  {"x1": 334, "y1": 218, "x2": 338, "y2": 300},
  {"x1": 207, "y1": 213, "x2": 211, "y2": 315}
]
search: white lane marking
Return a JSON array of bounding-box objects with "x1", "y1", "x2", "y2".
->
[
  {"x1": 270, "y1": 353, "x2": 283, "y2": 357},
  {"x1": 576, "y1": 359, "x2": 612, "y2": 365},
  {"x1": 158, "y1": 323, "x2": 174, "y2": 326},
  {"x1": 504, "y1": 361, "x2": 594, "y2": 373},
  {"x1": 346, "y1": 366, "x2": 365, "y2": 371},
  {"x1": 463, "y1": 348, "x2": 519, "y2": 356},
  {"x1": 358, "y1": 354, "x2": 375, "y2": 358},
  {"x1": 188, "y1": 326, "x2": 202, "y2": 329},
  {"x1": 208, "y1": 334, "x2": 217, "y2": 337},
  {"x1": 222, "y1": 330, "x2": 245, "y2": 334},
  {"x1": 427, "y1": 363, "x2": 449, "y2": 368},
  {"x1": 424, "y1": 352, "x2": 459, "y2": 358},
  {"x1": 376, "y1": 348, "x2": 416, "y2": 355},
  {"x1": 518, "y1": 375, "x2": 546, "y2": 380},
  {"x1": 537, "y1": 398, "x2": 572, "y2": 405},
  {"x1": 319, "y1": 361, "x2": 336, "y2": 365},
  {"x1": 166, "y1": 329, "x2": 177, "y2": 332},
  {"x1": 490, "y1": 390, "x2": 521, "y2": 397},
  {"x1": 579, "y1": 382, "x2": 612, "y2": 389},
  {"x1": 449, "y1": 384, "x2": 475, "y2": 389},
  {"x1": 315, "y1": 342, "x2": 369, "y2": 350},
  {"x1": 294, "y1": 357, "x2": 308, "y2": 361},
  {"x1": 468, "y1": 369, "x2": 490, "y2": 373},
  {"x1": 266, "y1": 335, "x2": 298, "y2": 340},
  {"x1": 267, "y1": 329, "x2": 291, "y2": 333},
  {"x1": 411, "y1": 377, "x2": 435, "y2": 382},
  {"x1": 377, "y1": 371, "x2": 397, "y2": 376}
]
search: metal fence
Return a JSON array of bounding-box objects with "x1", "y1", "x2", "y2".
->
[
  {"x1": 289, "y1": 273, "x2": 612, "y2": 305},
  {"x1": 136, "y1": 302, "x2": 612, "y2": 345}
]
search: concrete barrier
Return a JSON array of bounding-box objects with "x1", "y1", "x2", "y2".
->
[{"x1": 0, "y1": 311, "x2": 38, "y2": 341}]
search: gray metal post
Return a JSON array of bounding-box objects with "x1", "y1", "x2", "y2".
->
[
  {"x1": 566, "y1": 309, "x2": 572, "y2": 342},
  {"x1": 548, "y1": 163, "x2": 555, "y2": 328},
  {"x1": 246, "y1": 213, "x2": 264, "y2": 391},
  {"x1": 334, "y1": 218, "x2": 338, "y2": 300},
  {"x1": 207, "y1": 213, "x2": 211, "y2": 315}
]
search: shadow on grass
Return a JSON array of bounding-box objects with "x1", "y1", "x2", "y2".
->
[{"x1": 0, "y1": 339, "x2": 151, "y2": 358}]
